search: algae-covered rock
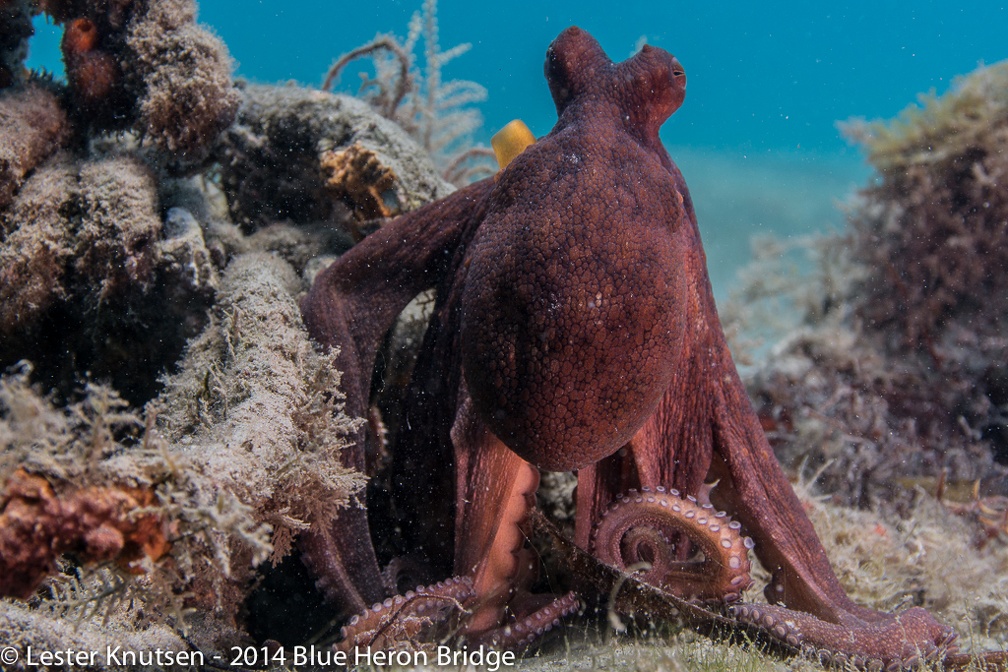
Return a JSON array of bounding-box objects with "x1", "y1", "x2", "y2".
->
[
  {"x1": 157, "y1": 252, "x2": 364, "y2": 568},
  {"x1": 0, "y1": 153, "x2": 216, "y2": 404},
  {"x1": 125, "y1": 0, "x2": 240, "y2": 162},
  {"x1": 39, "y1": 0, "x2": 240, "y2": 166},
  {"x1": 0, "y1": 83, "x2": 69, "y2": 209},
  {"x1": 1, "y1": 252, "x2": 362, "y2": 659},
  {"x1": 0, "y1": 0, "x2": 449, "y2": 662},
  {"x1": 217, "y1": 83, "x2": 454, "y2": 232}
]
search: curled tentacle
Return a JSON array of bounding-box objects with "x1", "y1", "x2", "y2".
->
[
  {"x1": 592, "y1": 487, "x2": 753, "y2": 603},
  {"x1": 335, "y1": 576, "x2": 476, "y2": 653}
]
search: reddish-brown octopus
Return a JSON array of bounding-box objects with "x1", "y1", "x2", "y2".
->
[{"x1": 300, "y1": 26, "x2": 971, "y2": 669}]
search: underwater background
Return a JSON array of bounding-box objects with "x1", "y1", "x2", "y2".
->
[
  {"x1": 26, "y1": 0, "x2": 1008, "y2": 297},
  {"x1": 4, "y1": 0, "x2": 1008, "y2": 665}
]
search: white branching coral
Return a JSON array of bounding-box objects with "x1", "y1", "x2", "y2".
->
[{"x1": 322, "y1": 0, "x2": 494, "y2": 184}]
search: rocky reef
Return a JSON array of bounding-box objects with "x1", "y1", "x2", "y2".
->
[
  {"x1": 0, "y1": 0, "x2": 239, "y2": 404},
  {"x1": 0, "y1": 0, "x2": 452, "y2": 665},
  {"x1": 738, "y1": 62, "x2": 1008, "y2": 519}
]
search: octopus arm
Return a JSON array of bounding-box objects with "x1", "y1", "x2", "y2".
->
[
  {"x1": 302, "y1": 177, "x2": 495, "y2": 419},
  {"x1": 451, "y1": 392, "x2": 541, "y2": 635},
  {"x1": 299, "y1": 177, "x2": 495, "y2": 613},
  {"x1": 706, "y1": 349, "x2": 864, "y2": 622},
  {"x1": 706, "y1": 340, "x2": 958, "y2": 665}
]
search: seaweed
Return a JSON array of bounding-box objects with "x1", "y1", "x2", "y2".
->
[
  {"x1": 841, "y1": 61, "x2": 1008, "y2": 349},
  {"x1": 736, "y1": 61, "x2": 1008, "y2": 511}
]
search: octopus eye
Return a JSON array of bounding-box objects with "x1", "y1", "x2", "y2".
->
[{"x1": 670, "y1": 62, "x2": 686, "y2": 88}]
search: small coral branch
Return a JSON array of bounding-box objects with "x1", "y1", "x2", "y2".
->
[
  {"x1": 320, "y1": 0, "x2": 492, "y2": 184},
  {"x1": 441, "y1": 146, "x2": 496, "y2": 186},
  {"x1": 0, "y1": 469, "x2": 169, "y2": 599},
  {"x1": 321, "y1": 141, "x2": 398, "y2": 231},
  {"x1": 322, "y1": 36, "x2": 412, "y2": 118}
]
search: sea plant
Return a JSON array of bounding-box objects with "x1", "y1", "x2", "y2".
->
[
  {"x1": 737, "y1": 60, "x2": 1008, "y2": 511},
  {"x1": 840, "y1": 61, "x2": 1008, "y2": 347},
  {"x1": 322, "y1": 0, "x2": 495, "y2": 184}
]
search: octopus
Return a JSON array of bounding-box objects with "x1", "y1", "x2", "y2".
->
[{"x1": 300, "y1": 26, "x2": 986, "y2": 669}]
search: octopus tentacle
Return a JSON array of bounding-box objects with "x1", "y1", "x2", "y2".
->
[
  {"x1": 335, "y1": 576, "x2": 476, "y2": 654},
  {"x1": 727, "y1": 603, "x2": 804, "y2": 650},
  {"x1": 592, "y1": 487, "x2": 753, "y2": 604},
  {"x1": 729, "y1": 602, "x2": 959, "y2": 671},
  {"x1": 300, "y1": 522, "x2": 383, "y2": 613},
  {"x1": 475, "y1": 591, "x2": 582, "y2": 649},
  {"x1": 452, "y1": 392, "x2": 542, "y2": 635}
]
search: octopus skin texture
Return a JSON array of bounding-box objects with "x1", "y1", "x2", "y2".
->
[{"x1": 300, "y1": 26, "x2": 960, "y2": 668}]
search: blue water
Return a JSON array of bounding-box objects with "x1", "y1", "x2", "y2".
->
[{"x1": 25, "y1": 1, "x2": 1008, "y2": 295}]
